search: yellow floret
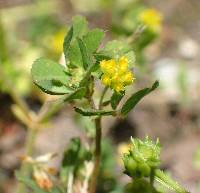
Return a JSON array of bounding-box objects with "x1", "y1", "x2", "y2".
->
[
  {"x1": 123, "y1": 71, "x2": 134, "y2": 85},
  {"x1": 119, "y1": 56, "x2": 128, "y2": 64},
  {"x1": 139, "y1": 8, "x2": 162, "y2": 32},
  {"x1": 113, "y1": 83, "x2": 124, "y2": 93},
  {"x1": 119, "y1": 56, "x2": 128, "y2": 72},
  {"x1": 100, "y1": 59, "x2": 116, "y2": 74},
  {"x1": 100, "y1": 56, "x2": 135, "y2": 92},
  {"x1": 101, "y1": 74, "x2": 111, "y2": 86}
]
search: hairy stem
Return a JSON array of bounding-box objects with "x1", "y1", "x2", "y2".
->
[{"x1": 89, "y1": 87, "x2": 108, "y2": 193}]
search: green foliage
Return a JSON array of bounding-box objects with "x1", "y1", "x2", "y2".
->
[
  {"x1": 63, "y1": 87, "x2": 86, "y2": 101},
  {"x1": 77, "y1": 37, "x2": 92, "y2": 70},
  {"x1": 121, "y1": 81, "x2": 159, "y2": 116},
  {"x1": 74, "y1": 107, "x2": 116, "y2": 116},
  {"x1": 60, "y1": 138, "x2": 92, "y2": 184},
  {"x1": 111, "y1": 91, "x2": 125, "y2": 110},
  {"x1": 31, "y1": 58, "x2": 72, "y2": 94},
  {"x1": 27, "y1": 14, "x2": 188, "y2": 193},
  {"x1": 63, "y1": 26, "x2": 73, "y2": 62},
  {"x1": 66, "y1": 16, "x2": 104, "y2": 69},
  {"x1": 72, "y1": 16, "x2": 88, "y2": 38},
  {"x1": 62, "y1": 138, "x2": 81, "y2": 168},
  {"x1": 82, "y1": 29, "x2": 104, "y2": 54}
]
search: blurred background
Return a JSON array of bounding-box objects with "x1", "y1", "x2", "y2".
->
[{"x1": 0, "y1": 0, "x2": 200, "y2": 193}]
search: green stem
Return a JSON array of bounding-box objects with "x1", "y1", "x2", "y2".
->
[
  {"x1": 17, "y1": 128, "x2": 37, "y2": 193},
  {"x1": 150, "y1": 168, "x2": 155, "y2": 186},
  {"x1": 89, "y1": 87, "x2": 108, "y2": 193}
]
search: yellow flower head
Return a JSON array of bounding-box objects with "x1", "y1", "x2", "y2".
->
[
  {"x1": 139, "y1": 8, "x2": 162, "y2": 32},
  {"x1": 100, "y1": 56, "x2": 135, "y2": 92}
]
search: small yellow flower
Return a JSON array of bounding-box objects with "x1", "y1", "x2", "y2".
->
[
  {"x1": 113, "y1": 83, "x2": 124, "y2": 93},
  {"x1": 139, "y1": 8, "x2": 162, "y2": 32},
  {"x1": 100, "y1": 59, "x2": 116, "y2": 74},
  {"x1": 100, "y1": 56, "x2": 135, "y2": 92},
  {"x1": 122, "y1": 71, "x2": 134, "y2": 84},
  {"x1": 119, "y1": 56, "x2": 128, "y2": 72},
  {"x1": 102, "y1": 74, "x2": 111, "y2": 86}
]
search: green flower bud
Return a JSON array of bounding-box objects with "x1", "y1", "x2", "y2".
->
[
  {"x1": 137, "y1": 163, "x2": 150, "y2": 177},
  {"x1": 122, "y1": 136, "x2": 161, "y2": 178},
  {"x1": 126, "y1": 158, "x2": 137, "y2": 177}
]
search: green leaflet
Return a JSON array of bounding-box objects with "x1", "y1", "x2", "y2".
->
[
  {"x1": 121, "y1": 81, "x2": 159, "y2": 116},
  {"x1": 31, "y1": 58, "x2": 73, "y2": 95},
  {"x1": 39, "y1": 87, "x2": 86, "y2": 123},
  {"x1": 63, "y1": 87, "x2": 86, "y2": 101},
  {"x1": 63, "y1": 26, "x2": 73, "y2": 63},
  {"x1": 111, "y1": 91, "x2": 125, "y2": 110},
  {"x1": 74, "y1": 107, "x2": 116, "y2": 116},
  {"x1": 155, "y1": 169, "x2": 189, "y2": 193},
  {"x1": 77, "y1": 37, "x2": 92, "y2": 70},
  {"x1": 72, "y1": 15, "x2": 89, "y2": 38},
  {"x1": 67, "y1": 16, "x2": 104, "y2": 69},
  {"x1": 82, "y1": 28, "x2": 104, "y2": 54}
]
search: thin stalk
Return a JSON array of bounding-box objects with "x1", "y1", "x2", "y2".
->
[
  {"x1": 17, "y1": 128, "x2": 37, "y2": 193},
  {"x1": 127, "y1": 24, "x2": 146, "y2": 44},
  {"x1": 89, "y1": 87, "x2": 108, "y2": 193}
]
